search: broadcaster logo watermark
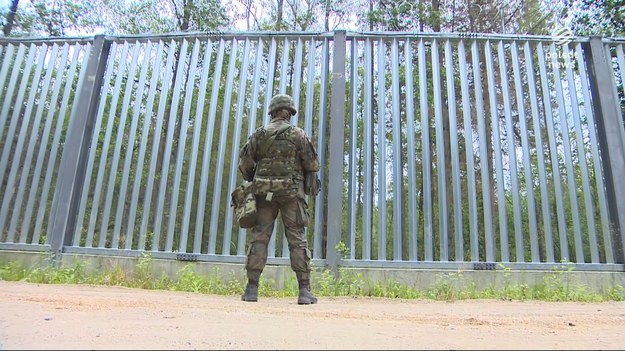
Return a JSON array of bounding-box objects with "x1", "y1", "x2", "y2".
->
[
  {"x1": 546, "y1": 26, "x2": 577, "y2": 70},
  {"x1": 552, "y1": 26, "x2": 574, "y2": 46}
]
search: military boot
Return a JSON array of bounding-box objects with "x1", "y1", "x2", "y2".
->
[
  {"x1": 241, "y1": 282, "x2": 258, "y2": 302},
  {"x1": 297, "y1": 280, "x2": 318, "y2": 305}
]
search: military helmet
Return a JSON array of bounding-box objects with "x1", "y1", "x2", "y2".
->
[{"x1": 268, "y1": 94, "x2": 297, "y2": 116}]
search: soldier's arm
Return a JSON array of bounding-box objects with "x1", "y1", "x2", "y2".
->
[
  {"x1": 297, "y1": 129, "x2": 320, "y2": 172},
  {"x1": 238, "y1": 136, "x2": 258, "y2": 181}
]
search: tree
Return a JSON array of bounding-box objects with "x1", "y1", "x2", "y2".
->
[
  {"x1": 98, "y1": 0, "x2": 229, "y2": 35},
  {"x1": 1, "y1": 0, "x2": 102, "y2": 37},
  {"x1": 2, "y1": 0, "x2": 19, "y2": 36},
  {"x1": 565, "y1": 0, "x2": 625, "y2": 36}
]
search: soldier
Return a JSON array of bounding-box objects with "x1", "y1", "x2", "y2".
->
[{"x1": 238, "y1": 94, "x2": 320, "y2": 305}]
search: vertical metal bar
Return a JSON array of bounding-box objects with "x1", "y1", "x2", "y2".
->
[
  {"x1": 12, "y1": 44, "x2": 55, "y2": 243},
  {"x1": 563, "y1": 43, "x2": 599, "y2": 263},
  {"x1": 248, "y1": 38, "x2": 265, "y2": 136},
  {"x1": 119, "y1": 41, "x2": 153, "y2": 250},
  {"x1": 575, "y1": 42, "x2": 613, "y2": 263},
  {"x1": 102, "y1": 41, "x2": 142, "y2": 249},
  {"x1": 48, "y1": 35, "x2": 110, "y2": 255},
  {"x1": 303, "y1": 37, "x2": 322, "y2": 256},
  {"x1": 404, "y1": 38, "x2": 419, "y2": 261},
  {"x1": 615, "y1": 45, "x2": 625, "y2": 108},
  {"x1": 291, "y1": 37, "x2": 304, "y2": 127},
  {"x1": 524, "y1": 41, "x2": 554, "y2": 263},
  {"x1": 87, "y1": 43, "x2": 127, "y2": 248},
  {"x1": 391, "y1": 38, "x2": 403, "y2": 260},
  {"x1": 605, "y1": 42, "x2": 625, "y2": 260},
  {"x1": 141, "y1": 39, "x2": 177, "y2": 250},
  {"x1": 208, "y1": 37, "x2": 238, "y2": 254},
  {"x1": 584, "y1": 37, "x2": 625, "y2": 263},
  {"x1": 419, "y1": 39, "x2": 433, "y2": 262},
  {"x1": 348, "y1": 38, "x2": 358, "y2": 260},
  {"x1": 168, "y1": 39, "x2": 200, "y2": 251},
  {"x1": 13, "y1": 44, "x2": 56, "y2": 243},
  {"x1": 196, "y1": 38, "x2": 225, "y2": 254},
  {"x1": 376, "y1": 38, "x2": 387, "y2": 261},
  {"x1": 485, "y1": 40, "x2": 509, "y2": 262},
  {"x1": 471, "y1": 40, "x2": 494, "y2": 262},
  {"x1": 128, "y1": 40, "x2": 165, "y2": 251},
  {"x1": 312, "y1": 38, "x2": 329, "y2": 259},
  {"x1": 0, "y1": 44, "x2": 36, "y2": 195},
  {"x1": 458, "y1": 40, "x2": 479, "y2": 262},
  {"x1": 185, "y1": 39, "x2": 214, "y2": 254},
  {"x1": 304, "y1": 37, "x2": 315, "y2": 137},
  {"x1": 21, "y1": 44, "x2": 69, "y2": 243},
  {"x1": 0, "y1": 44, "x2": 24, "y2": 142},
  {"x1": 1, "y1": 44, "x2": 47, "y2": 241},
  {"x1": 536, "y1": 42, "x2": 569, "y2": 262},
  {"x1": 153, "y1": 39, "x2": 187, "y2": 252},
  {"x1": 432, "y1": 39, "x2": 448, "y2": 261},
  {"x1": 362, "y1": 38, "x2": 373, "y2": 261},
  {"x1": 548, "y1": 42, "x2": 584, "y2": 263},
  {"x1": 0, "y1": 44, "x2": 15, "y2": 110},
  {"x1": 262, "y1": 37, "x2": 277, "y2": 125},
  {"x1": 444, "y1": 39, "x2": 463, "y2": 261},
  {"x1": 497, "y1": 40, "x2": 524, "y2": 262},
  {"x1": 224, "y1": 39, "x2": 251, "y2": 256},
  {"x1": 236, "y1": 38, "x2": 263, "y2": 256},
  {"x1": 39, "y1": 44, "x2": 85, "y2": 246},
  {"x1": 278, "y1": 37, "x2": 290, "y2": 94},
  {"x1": 326, "y1": 30, "x2": 346, "y2": 269},
  {"x1": 511, "y1": 41, "x2": 539, "y2": 262},
  {"x1": 217, "y1": 38, "x2": 241, "y2": 255}
]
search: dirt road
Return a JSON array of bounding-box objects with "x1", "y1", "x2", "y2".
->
[{"x1": 1, "y1": 280, "x2": 624, "y2": 350}]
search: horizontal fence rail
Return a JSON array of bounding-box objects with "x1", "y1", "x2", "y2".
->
[{"x1": 0, "y1": 31, "x2": 624, "y2": 272}]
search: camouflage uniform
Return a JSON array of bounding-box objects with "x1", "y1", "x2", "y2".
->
[{"x1": 238, "y1": 94, "x2": 319, "y2": 305}]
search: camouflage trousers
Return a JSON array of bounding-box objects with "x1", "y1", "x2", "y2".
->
[{"x1": 244, "y1": 194, "x2": 311, "y2": 281}]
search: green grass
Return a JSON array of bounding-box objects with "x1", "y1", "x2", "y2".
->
[{"x1": 1, "y1": 254, "x2": 624, "y2": 302}]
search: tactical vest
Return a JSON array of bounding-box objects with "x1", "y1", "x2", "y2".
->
[{"x1": 253, "y1": 126, "x2": 304, "y2": 198}]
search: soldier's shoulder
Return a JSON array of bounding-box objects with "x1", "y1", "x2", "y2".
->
[
  {"x1": 251, "y1": 126, "x2": 267, "y2": 139},
  {"x1": 290, "y1": 126, "x2": 310, "y2": 139}
]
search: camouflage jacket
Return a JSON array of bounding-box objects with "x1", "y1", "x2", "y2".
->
[{"x1": 238, "y1": 118, "x2": 320, "y2": 187}]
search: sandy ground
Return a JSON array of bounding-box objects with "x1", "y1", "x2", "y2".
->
[{"x1": 0, "y1": 280, "x2": 624, "y2": 350}]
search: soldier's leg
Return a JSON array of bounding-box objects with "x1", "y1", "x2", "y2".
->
[
  {"x1": 280, "y1": 196, "x2": 317, "y2": 305},
  {"x1": 242, "y1": 197, "x2": 278, "y2": 302}
]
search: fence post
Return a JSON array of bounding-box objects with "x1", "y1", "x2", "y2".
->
[
  {"x1": 584, "y1": 36, "x2": 625, "y2": 263},
  {"x1": 49, "y1": 35, "x2": 110, "y2": 256},
  {"x1": 326, "y1": 30, "x2": 347, "y2": 271}
]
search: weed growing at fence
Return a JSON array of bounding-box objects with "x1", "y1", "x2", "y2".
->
[{"x1": 1, "y1": 255, "x2": 623, "y2": 302}]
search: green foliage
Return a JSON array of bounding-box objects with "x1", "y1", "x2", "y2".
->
[
  {"x1": 5, "y1": 0, "x2": 103, "y2": 37},
  {"x1": 24, "y1": 260, "x2": 88, "y2": 284},
  {"x1": 1, "y1": 258, "x2": 623, "y2": 302},
  {"x1": 0, "y1": 261, "x2": 27, "y2": 281},
  {"x1": 566, "y1": 0, "x2": 625, "y2": 36},
  {"x1": 335, "y1": 241, "x2": 350, "y2": 259},
  {"x1": 103, "y1": 0, "x2": 229, "y2": 35}
]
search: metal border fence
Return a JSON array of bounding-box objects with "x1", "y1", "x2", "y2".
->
[{"x1": 1, "y1": 30, "x2": 624, "y2": 272}]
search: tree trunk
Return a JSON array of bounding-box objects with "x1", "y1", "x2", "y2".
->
[
  {"x1": 276, "y1": 0, "x2": 284, "y2": 30},
  {"x1": 2, "y1": 0, "x2": 19, "y2": 37}
]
